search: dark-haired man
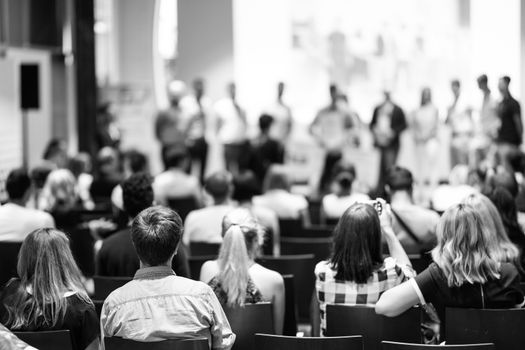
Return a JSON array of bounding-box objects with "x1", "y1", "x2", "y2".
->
[
  {"x1": 497, "y1": 76, "x2": 522, "y2": 171},
  {"x1": 0, "y1": 168, "x2": 54, "y2": 242},
  {"x1": 101, "y1": 206, "x2": 235, "y2": 348},
  {"x1": 97, "y1": 173, "x2": 189, "y2": 277}
]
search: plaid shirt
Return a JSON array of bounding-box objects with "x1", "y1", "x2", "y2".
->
[{"x1": 315, "y1": 257, "x2": 415, "y2": 335}]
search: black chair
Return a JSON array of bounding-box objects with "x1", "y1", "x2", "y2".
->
[
  {"x1": 254, "y1": 333, "x2": 363, "y2": 350},
  {"x1": 93, "y1": 276, "x2": 132, "y2": 299},
  {"x1": 281, "y1": 274, "x2": 298, "y2": 336},
  {"x1": 0, "y1": 241, "x2": 22, "y2": 289},
  {"x1": 326, "y1": 305, "x2": 421, "y2": 350},
  {"x1": 105, "y1": 337, "x2": 209, "y2": 350},
  {"x1": 257, "y1": 254, "x2": 316, "y2": 322},
  {"x1": 188, "y1": 255, "x2": 216, "y2": 280},
  {"x1": 307, "y1": 197, "x2": 323, "y2": 225},
  {"x1": 14, "y1": 330, "x2": 73, "y2": 350},
  {"x1": 280, "y1": 237, "x2": 332, "y2": 263},
  {"x1": 278, "y1": 218, "x2": 302, "y2": 237},
  {"x1": 189, "y1": 242, "x2": 221, "y2": 256},
  {"x1": 167, "y1": 196, "x2": 199, "y2": 222},
  {"x1": 382, "y1": 341, "x2": 495, "y2": 350},
  {"x1": 67, "y1": 226, "x2": 96, "y2": 277},
  {"x1": 519, "y1": 282, "x2": 525, "y2": 295},
  {"x1": 225, "y1": 303, "x2": 274, "y2": 350},
  {"x1": 300, "y1": 225, "x2": 333, "y2": 238},
  {"x1": 446, "y1": 308, "x2": 525, "y2": 350}
]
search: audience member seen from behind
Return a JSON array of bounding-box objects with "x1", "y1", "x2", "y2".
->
[
  {"x1": 385, "y1": 166, "x2": 439, "y2": 254},
  {"x1": 26, "y1": 162, "x2": 54, "y2": 209},
  {"x1": 375, "y1": 204, "x2": 525, "y2": 341},
  {"x1": 97, "y1": 173, "x2": 190, "y2": 278},
  {"x1": 200, "y1": 208, "x2": 285, "y2": 335},
  {"x1": 111, "y1": 149, "x2": 149, "y2": 212},
  {"x1": 101, "y1": 206, "x2": 235, "y2": 348},
  {"x1": 183, "y1": 171, "x2": 236, "y2": 247},
  {"x1": 68, "y1": 153, "x2": 95, "y2": 210},
  {"x1": 0, "y1": 228, "x2": 99, "y2": 350},
  {"x1": 42, "y1": 138, "x2": 68, "y2": 169},
  {"x1": 251, "y1": 114, "x2": 285, "y2": 183},
  {"x1": 89, "y1": 147, "x2": 122, "y2": 210},
  {"x1": 0, "y1": 169, "x2": 54, "y2": 242},
  {"x1": 430, "y1": 164, "x2": 477, "y2": 212},
  {"x1": 314, "y1": 200, "x2": 415, "y2": 336}
]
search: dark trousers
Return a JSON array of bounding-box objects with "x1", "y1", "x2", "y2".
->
[
  {"x1": 319, "y1": 150, "x2": 343, "y2": 194},
  {"x1": 187, "y1": 137, "x2": 208, "y2": 181},
  {"x1": 377, "y1": 145, "x2": 400, "y2": 191},
  {"x1": 224, "y1": 142, "x2": 246, "y2": 176}
]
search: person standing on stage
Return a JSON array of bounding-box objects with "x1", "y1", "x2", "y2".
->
[
  {"x1": 155, "y1": 80, "x2": 187, "y2": 154},
  {"x1": 496, "y1": 76, "x2": 523, "y2": 170}
]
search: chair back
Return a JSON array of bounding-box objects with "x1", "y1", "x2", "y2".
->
[
  {"x1": 189, "y1": 242, "x2": 221, "y2": 256},
  {"x1": 0, "y1": 241, "x2": 22, "y2": 289},
  {"x1": 188, "y1": 255, "x2": 216, "y2": 280},
  {"x1": 93, "y1": 276, "x2": 132, "y2": 299},
  {"x1": 281, "y1": 275, "x2": 298, "y2": 336},
  {"x1": 301, "y1": 225, "x2": 333, "y2": 238},
  {"x1": 224, "y1": 303, "x2": 274, "y2": 350},
  {"x1": 67, "y1": 226, "x2": 96, "y2": 276},
  {"x1": 278, "y1": 218, "x2": 302, "y2": 237},
  {"x1": 280, "y1": 237, "x2": 332, "y2": 263},
  {"x1": 14, "y1": 330, "x2": 73, "y2": 350},
  {"x1": 326, "y1": 304, "x2": 421, "y2": 350},
  {"x1": 257, "y1": 254, "x2": 316, "y2": 321},
  {"x1": 93, "y1": 299, "x2": 104, "y2": 318},
  {"x1": 254, "y1": 333, "x2": 363, "y2": 350},
  {"x1": 446, "y1": 308, "x2": 525, "y2": 350},
  {"x1": 167, "y1": 196, "x2": 199, "y2": 222},
  {"x1": 382, "y1": 341, "x2": 495, "y2": 350},
  {"x1": 105, "y1": 337, "x2": 209, "y2": 350}
]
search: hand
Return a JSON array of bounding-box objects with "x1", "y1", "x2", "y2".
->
[{"x1": 376, "y1": 198, "x2": 393, "y2": 230}]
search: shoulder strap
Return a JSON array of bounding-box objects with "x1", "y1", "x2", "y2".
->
[{"x1": 391, "y1": 209, "x2": 421, "y2": 245}]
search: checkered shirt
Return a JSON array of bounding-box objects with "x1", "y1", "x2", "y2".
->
[{"x1": 315, "y1": 257, "x2": 415, "y2": 335}]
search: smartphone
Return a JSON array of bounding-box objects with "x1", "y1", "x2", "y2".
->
[{"x1": 366, "y1": 200, "x2": 383, "y2": 216}]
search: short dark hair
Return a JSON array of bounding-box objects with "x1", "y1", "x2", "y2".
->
[
  {"x1": 259, "y1": 114, "x2": 274, "y2": 132},
  {"x1": 330, "y1": 203, "x2": 382, "y2": 283},
  {"x1": 451, "y1": 79, "x2": 461, "y2": 87},
  {"x1": 501, "y1": 76, "x2": 511, "y2": 85},
  {"x1": 30, "y1": 163, "x2": 54, "y2": 189},
  {"x1": 131, "y1": 206, "x2": 182, "y2": 266},
  {"x1": 386, "y1": 166, "x2": 413, "y2": 192},
  {"x1": 205, "y1": 171, "x2": 233, "y2": 202},
  {"x1": 42, "y1": 138, "x2": 66, "y2": 161},
  {"x1": 122, "y1": 173, "x2": 154, "y2": 218},
  {"x1": 123, "y1": 150, "x2": 148, "y2": 173},
  {"x1": 477, "y1": 74, "x2": 488, "y2": 84},
  {"x1": 6, "y1": 168, "x2": 31, "y2": 200},
  {"x1": 162, "y1": 143, "x2": 188, "y2": 169}
]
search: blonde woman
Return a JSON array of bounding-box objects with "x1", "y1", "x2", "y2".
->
[
  {"x1": 200, "y1": 208, "x2": 285, "y2": 334},
  {"x1": 376, "y1": 204, "x2": 524, "y2": 340},
  {"x1": 0, "y1": 228, "x2": 99, "y2": 350}
]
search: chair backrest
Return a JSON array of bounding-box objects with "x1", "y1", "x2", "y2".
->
[
  {"x1": 0, "y1": 241, "x2": 22, "y2": 289},
  {"x1": 278, "y1": 218, "x2": 303, "y2": 237},
  {"x1": 281, "y1": 274, "x2": 298, "y2": 336},
  {"x1": 446, "y1": 308, "x2": 525, "y2": 350},
  {"x1": 326, "y1": 304, "x2": 421, "y2": 350},
  {"x1": 382, "y1": 341, "x2": 495, "y2": 350},
  {"x1": 280, "y1": 237, "x2": 332, "y2": 263},
  {"x1": 93, "y1": 276, "x2": 132, "y2": 299},
  {"x1": 188, "y1": 255, "x2": 216, "y2": 280},
  {"x1": 14, "y1": 330, "x2": 73, "y2": 350},
  {"x1": 224, "y1": 303, "x2": 274, "y2": 350},
  {"x1": 105, "y1": 337, "x2": 209, "y2": 350},
  {"x1": 67, "y1": 226, "x2": 96, "y2": 277},
  {"x1": 167, "y1": 196, "x2": 199, "y2": 222},
  {"x1": 257, "y1": 254, "x2": 316, "y2": 322},
  {"x1": 300, "y1": 225, "x2": 333, "y2": 238},
  {"x1": 189, "y1": 242, "x2": 221, "y2": 256},
  {"x1": 254, "y1": 333, "x2": 363, "y2": 350}
]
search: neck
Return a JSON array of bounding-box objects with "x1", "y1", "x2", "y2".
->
[
  {"x1": 390, "y1": 191, "x2": 413, "y2": 205},
  {"x1": 214, "y1": 198, "x2": 231, "y2": 206},
  {"x1": 139, "y1": 261, "x2": 171, "y2": 269},
  {"x1": 8, "y1": 198, "x2": 26, "y2": 206}
]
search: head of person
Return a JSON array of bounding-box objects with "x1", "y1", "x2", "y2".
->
[
  {"x1": 96, "y1": 103, "x2": 114, "y2": 127},
  {"x1": 385, "y1": 166, "x2": 414, "y2": 197},
  {"x1": 227, "y1": 82, "x2": 236, "y2": 100},
  {"x1": 258, "y1": 114, "x2": 274, "y2": 135},
  {"x1": 4, "y1": 228, "x2": 89, "y2": 328},
  {"x1": 477, "y1": 74, "x2": 488, "y2": 91},
  {"x1": 6, "y1": 168, "x2": 31, "y2": 202},
  {"x1": 420, "y1": 87, "x2": 432, "y2": 106},
  {"x1": 67, "y1": 153, "x2": 92, "y2": 179},
  {"x1": 122, "y1": 172, "x2": 154, "y2": 218},
  {"x1": 161, "y1": 143, "x2": 189, "y2": 170},
  {"x1": 131, "y1": 206, "x2": 182, "y2": 268},
  {"x1": 330, "y1": 203, "x2": 383, "y2": 284},
  {"x1": 383, "y1": 90, "x2": 392, "y2": 102},
  {"x1": 30, "y1": 163, "x2": 54, "y2": 191},
  {"x1": 43, "y1": 138, "x2": 68, "y2": 169},
  {"x1": 262, "y1": 166, "x2": 291, "y2": 193},
  {"x1": 277, "y1": 81, "x2": 285, "y2": 99},
  {"x1": 167, "y1": 80, "x2": 186, "y2": 106},
  {"x1": 462, "y1": 193, "x2": 520, "y2": 265},
  {"x1": 449, "y1": 164, "x2": 469, "y2": 186},
  {"x1": 218, "y1": 208, "x2": 265, "y2": 307},
  {"x1": 330, "y1": 167, "x2": 356, "y2": 197},
  {"x1": 484, "y1": 170, "x2": 519, "y2": 198},
  {"x1": 431, "y1": 204, "x2": 500, "y2": 287},
  {"x1": 232, "y1": 171, "x2": 261, "y2": 203},
  {"x1": 96, "y1": 147, "x2": 120, "y2": 177},
  {"x1": 193, "y1": 78, "x2": 205, "y2": 99},
  {"x1": 122, "y1": 149, "x2": 148, "y2": 178},
  {"x1": 204, "y1": 171, "x2": 234, "y2": 205},
  {"x1": 498, "y1": 76, "x2": 511, "y2": 95},
  {"x1": 507, "y1": 149, "x2": 525, "y2": 175},
  {"x1": 329, "y1": 84, "x2": 338, "y2": 103},
  {"x1": 41, "y1": 169, "x2": 78, "y2": 212},
  {"x1": 451, "y1": 79, "x2": 461, "y2": 98},
  {"x1": 486, "y1": 186, "x2": 523, "y2": 243}
]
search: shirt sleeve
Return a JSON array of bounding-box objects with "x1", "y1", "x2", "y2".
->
[
  {"x1": 206, "y1": 288, "x2": 236, "y2": 350},
  {"x1": 413, "y1": 263, "x2": 440, "y2": 305}
]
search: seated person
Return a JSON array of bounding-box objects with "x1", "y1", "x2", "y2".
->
[
  {"x1": 251, "y1": 114, "x2": 284, "y2": 183},
  {"x1": 431, "y1": 165, "x2": 477, "y2": 212},
  {"x1": 90, "y1": 147, "x2": 122, "y2": 210},
  {"x1": 101, "y1": 206, "x2": 235, "y2": 349},
  {"x1": 321, "y1": 164, "x2": 369, "y2": 220},
  {"x1": 97, "y1": 173, "x2": 189, "y2": 278},
  {"x1": 68, "y1": 153, "x2": 95, "y2": 210},
  {"x1": 314, "y1": 200, "x2": 414, "y2": 336},
  {"x1": 375, "y1": 204, "x2": 525, "y2": 341},
  {"x1": 0, "y1": 169, "x2": 54, "y2": 242},
  {"x1": 0, "y1": 228, "x2": 99, "y2": 350},
  {"x1": 26, "y1": 162, "x2": 54, "y2": 209},
  {"x1": 110, "y1": 149, "x2": 149, "y2": 212},
  {"x1": 200, "y1": 208, "x2": 285, "y2": 334},
  {"x1": 385, "y1": 166, "x2": 439, "y2": 254},
  {"x1": 183, "y1": 171, "x2": 237, "y2": 246}
]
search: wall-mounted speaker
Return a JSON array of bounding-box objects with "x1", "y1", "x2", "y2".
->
[{"x1": 20, "y1": 64, "x2": 40, "y2": 110}]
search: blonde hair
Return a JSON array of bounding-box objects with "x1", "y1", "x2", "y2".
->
[
  {"x1": 462, "y1": 193, "x2": 520, "y2": 265},
  {"x1": 217, "y1": 208, "x2": 265, "y2": 307},
  {"x1": 4, "y1": 228, "x2": 90, "y2": 329},
  {"x1": 40, "y1": 169, "x2": 78, "y2": 212},
  {"x1": 432, "y1": 204, "x2": 500, "y2": 287}
]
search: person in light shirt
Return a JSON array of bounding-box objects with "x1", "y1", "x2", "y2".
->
[{"x1": 263, "y1": 82, "x2": 293, "y2": 141}]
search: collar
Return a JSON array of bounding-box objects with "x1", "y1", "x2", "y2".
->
[{"x1": 134, "y1": 266, "x2": 176, "y2": 280}]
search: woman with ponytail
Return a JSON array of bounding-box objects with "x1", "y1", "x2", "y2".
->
[{"x1": 200, "y1": 208, "x2": 285, "y2": 334}]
